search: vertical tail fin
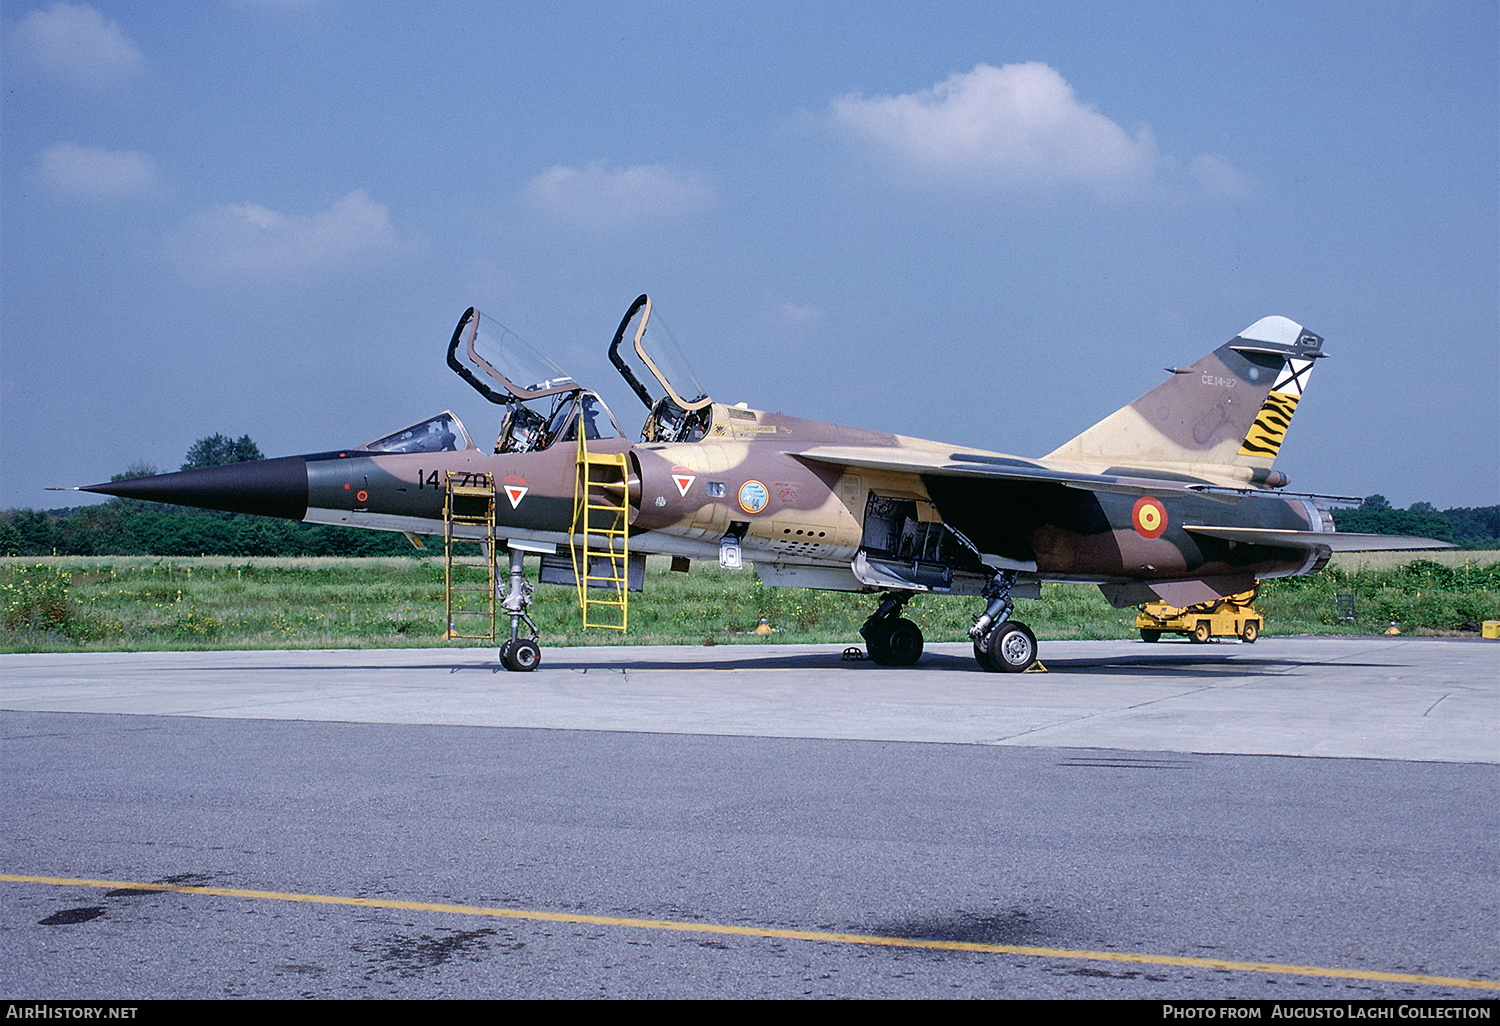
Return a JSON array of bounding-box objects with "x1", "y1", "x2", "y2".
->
[{"x1": 1044, "y1": 316, "x2": 1325, "y2": 475}]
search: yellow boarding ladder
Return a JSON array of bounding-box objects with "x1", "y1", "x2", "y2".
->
[
  {"x1": 443, "y1": 472, "x2": 497, "y2": 642},
  {"x1": 572, "y1": 432, "x2": 630, "y2": 631}
]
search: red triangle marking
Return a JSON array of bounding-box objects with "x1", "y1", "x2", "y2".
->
[
  {"x1": 505, "y1": 486, "x2": 529, "y2": 508},
  {"x1": 672, "y1": 474, "x2": 696, "y2": 497}
]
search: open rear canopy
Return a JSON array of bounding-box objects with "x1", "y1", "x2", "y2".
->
[{"x1": 608, "y1": 294, "x2": 712, "y2": 413}]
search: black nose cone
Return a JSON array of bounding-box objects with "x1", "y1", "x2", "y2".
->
[{"x1": 82, "y1": 456, "x2": 310, "y2": 521}]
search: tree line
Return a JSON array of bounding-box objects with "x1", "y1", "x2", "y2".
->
[
  {"x1": 1, "y1": 436, "x2": 1496, "y2": 557},
  {"x1": 1331, "y1": 495, "x2": 1499, "y2": 549}
]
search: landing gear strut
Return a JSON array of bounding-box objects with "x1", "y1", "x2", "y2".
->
[
  {"x1": 860, "y1": 590, "x2": 924, "y2": 666},
  {"x1": 499, "y1": 547, "x2": 542, "y2": 672},
  {"x1": 969, "y1": 570, "x2": 1038, "y2": 673}
]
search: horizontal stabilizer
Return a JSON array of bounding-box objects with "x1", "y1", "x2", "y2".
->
[{"x1": 1183, "y1": 526, "x2": 1454, "y2": 552}]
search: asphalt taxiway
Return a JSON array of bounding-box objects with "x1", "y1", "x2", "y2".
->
[{"x1": 2, "y1": 637, "x2": 1496, "y2": 998}]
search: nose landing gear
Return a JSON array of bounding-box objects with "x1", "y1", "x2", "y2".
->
[{"x1": 499, "y1": 547, "x2": 542, "y2": 672}]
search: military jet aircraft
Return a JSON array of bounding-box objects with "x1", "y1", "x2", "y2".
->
[{"x1": 82, "y1": 294, "x2": 1450, "y2": 672}]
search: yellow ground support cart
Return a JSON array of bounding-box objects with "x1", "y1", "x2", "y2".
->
[{"x1": 1136, "y1": 586, "x2": 1261, "y2": 644}]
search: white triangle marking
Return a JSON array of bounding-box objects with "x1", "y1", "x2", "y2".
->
[
  {"x1": 672, "y1": 474, "x2": 695, "y2": 497},
  {"x1": 505, "y1": 486, "x2": 529, "y2": 508}
]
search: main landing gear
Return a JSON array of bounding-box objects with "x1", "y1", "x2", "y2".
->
[
  {"x1": 858, "y1": 574, "x2": 1040, "y2": 673},
  {"x1": 499, "y1": 547, "x2": 542, "y2": 672},
  {"x1": 860, "y1": 591, "x2": 925, "y2": 666},
  {"x1": 968, "y1": 570, "x2": 1038, "y2": 673}
]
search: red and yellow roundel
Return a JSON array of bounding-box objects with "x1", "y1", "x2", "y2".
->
[{"x1": 1132, "y1": 496, "x2": 1167, "y2": 538}]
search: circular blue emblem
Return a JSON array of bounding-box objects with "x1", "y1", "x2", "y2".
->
[{"x1": 737, "y1": 480, "x2": 769, "y2": 514}]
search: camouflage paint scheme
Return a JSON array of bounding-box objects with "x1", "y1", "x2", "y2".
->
[{"x1": 83, "y1": 298, "x2": 1447, "y2": 671}]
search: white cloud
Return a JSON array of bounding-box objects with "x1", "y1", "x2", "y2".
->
[
  {"x1": 11, "y1": 3, "x2": 145, "y2": 92},
  {"x1": 830, "y1": 62, "x2": 1247, "y2": 199},
  {"x1": 35, "y1": 142, "x2": 162, "y2": 201},
  {"x1": 171, "y1": 190, "x2": 416, "y2": 279},
  {"x1": 765, "y1": 301, "x2": 823, "y2": 325},
  {"x1": 523, "y1": 163, "x2": 717, "y2": 230},
  {"x1": 1189, "y1": 152, "x2": 1259, "y2": 201}
]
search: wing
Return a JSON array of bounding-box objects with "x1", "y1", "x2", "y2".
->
[
  {"x1": 794, "y1": 445, "x2": 1454, "y2": 577},
  {"x1": 794, "y1": 445, "x2": 1200, "y2": 494}
]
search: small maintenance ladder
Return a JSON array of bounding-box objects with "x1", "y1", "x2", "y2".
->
[
  {"x1": 444, "y1": 472, "x2": 497, "y2": 642},
  {"x1": 572, "y1": 432, "x2": 630, "y2": 631}
]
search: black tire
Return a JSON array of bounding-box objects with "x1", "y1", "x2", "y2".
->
[
  {"x1": 861, "y1": 617, "x2": 897, "y2": 665},
  {"x1": 498, "y1": 639, "x2": 515, "y2": 669},
  {"x1": 1140, "y1": 629, "x2": 1162, "y2": 643},
  {"x1": 883, "y1": 618, "x2": 924, "y2": 666},
  {"x1": 505, "y1": 638, "x2": 542, "y2": 672},
  {"x1": 1191, "y1": 621, "x2": 1211, "y2": 644},
  {"x1": 986, "y1": 621, "x2": 1038, "y2": 673},
  {"x1": 1241, "y1": 621, "x2": 1259, "y2": 644},
  {"x1": 973, "y1": 640, "x2": 997, "y2": 672}
]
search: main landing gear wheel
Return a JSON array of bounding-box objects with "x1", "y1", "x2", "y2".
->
[
  {"x1": 865, "y1": 617, "x2": 924, "y2": 667},
  {"x1": 885, "y1": 618, "x2": 924, "y2": 666},
  {"x1": 984, "y1": 621, "x2": 1038, "y2": 673},
  {"x1": 969, "y1": 569, "x2": 1037, "y2": 673},
  {"x1": 860, "y1": 591, "x2": 923, "y2": 667},
  {"x1": 502, "y1": 638, "x2": 541, "y2": 672}
]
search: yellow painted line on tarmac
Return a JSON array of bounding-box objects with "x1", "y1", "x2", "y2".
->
[
  {"x1": 615, "y1": 667, "x2": 816, "y2": 673},
  {"x1": 5, "y1": 873, "x2": 1496, "y2": 992}
]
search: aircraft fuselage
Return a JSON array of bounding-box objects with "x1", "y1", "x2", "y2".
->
[{"x1": 274, "y1": 404, "x2": 1327, "y2": 600}]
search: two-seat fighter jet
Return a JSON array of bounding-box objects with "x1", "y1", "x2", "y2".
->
[{"x1": 83, "y1": 294, "x2": 1449, "y2": 671}]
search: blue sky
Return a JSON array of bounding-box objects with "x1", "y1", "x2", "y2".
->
[{"x1": 3, "y1": 1, "x2": 1496, "y2": 511}]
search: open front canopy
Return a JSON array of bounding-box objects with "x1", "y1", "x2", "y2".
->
[{"x1": 447, "y1": 307, "x2": 578, "y2": 404}]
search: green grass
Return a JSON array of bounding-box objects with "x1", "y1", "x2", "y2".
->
[
  {"x1": 1255, "y1": 556, "x2": 1500, "y2": 636},
  {"x1": 3, "y1": 553, "x2": 1496, "y2": 653}
]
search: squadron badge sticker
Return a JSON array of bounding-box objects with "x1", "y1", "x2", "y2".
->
[
  {"x1": 737, "y1": 480, "x2": 769, "y2": 514},
  {"x1": 1132, "y1": 496, "x2": 1167, "y2": 538}
]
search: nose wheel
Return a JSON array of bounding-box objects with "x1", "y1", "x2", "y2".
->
[
  {"x1": 498, "y1": 546, "x2": 542, "y2": 672},
  {"x1": 501, "y1": 637, "x2": 541, "y2": 672}
]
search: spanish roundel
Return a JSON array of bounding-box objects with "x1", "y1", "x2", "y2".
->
[{"x1": 1132, "y1": 496, "x2": 1168, "y2": 539}]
